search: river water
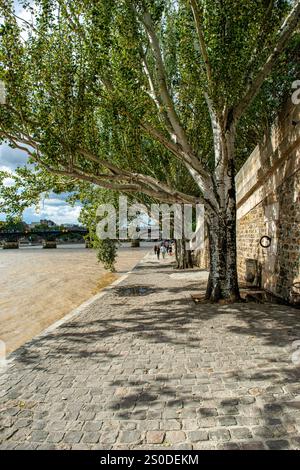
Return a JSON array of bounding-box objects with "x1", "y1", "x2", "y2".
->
[{"x1": 0, "y1": 244, "x2": 150, "y2": 354}]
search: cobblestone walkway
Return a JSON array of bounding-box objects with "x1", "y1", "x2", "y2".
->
[{"x1": 1, "y1": 254, "x2": 300, "y2": 450}]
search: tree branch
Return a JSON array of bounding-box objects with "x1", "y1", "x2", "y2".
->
[
  {"x1": 141, "y1": 52, "x2": 174, "y2": 136},
  {"x1": 138, "y1": 9, "x2": 202, "y2": 157},
  {"x1": 231, "y1": 0, "x2": 300, "y2": 126},
  {"x1": 138, "y1": 9, "x2": 181, "y2": 136},
  {"x1": 189, "y1": 0, "x2": 213, "y2": 90},
  {"x1": 243, "y1": 0, "x2": 275, "y2": 81},
  {"x1": 0, "y1": 130, "x2": 201, "y2": 206}
]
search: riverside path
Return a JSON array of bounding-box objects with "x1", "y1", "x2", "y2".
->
[{"x1": 1, "y1": 253, "x2": 300, "y2": 450}]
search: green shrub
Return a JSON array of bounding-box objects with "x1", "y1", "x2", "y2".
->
[{"x1": 96, "y1": 239, "x2": 118, "y2": 272}]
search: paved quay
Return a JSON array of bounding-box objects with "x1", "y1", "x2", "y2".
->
[{"x1": 1, "y1": 253, "x2": 300, "y2": 450}]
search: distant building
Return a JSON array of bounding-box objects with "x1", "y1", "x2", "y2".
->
[
  {"x1": 26, "y1": 221, "x2": 84, "y2": 231},
  {"x1": 39, "y1": 219, "x2": 56, "y2": 227},
  {"x1": 28, "y1": 222, "x2": 39, "y2": 229}
]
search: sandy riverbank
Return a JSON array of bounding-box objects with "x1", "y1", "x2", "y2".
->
[{"x1": 0, "y1": 244, "x2": 150, "y2": 354}]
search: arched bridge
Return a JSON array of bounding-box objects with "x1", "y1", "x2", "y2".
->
[
  {"x1": 0, "y1": 228, "x2": 88, "y2": 239},
  {"x1": 0, "y1": 228, "x2": 88, "y2": 247}
]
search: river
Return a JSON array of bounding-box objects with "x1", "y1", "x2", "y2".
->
[{"x1": 0, "y1": 243, "x2": 150, "y2": 354}]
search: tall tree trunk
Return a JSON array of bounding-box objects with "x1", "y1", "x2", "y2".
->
[
  {"x1": 205, "y1": 203, "x2": 240, "y2": 302},
  {"x1": 175, "y1": 239, "x2": 194, "y2": 269},
  {"x1": 204, "y1": 117, "x2": 240, "y2": 302}
]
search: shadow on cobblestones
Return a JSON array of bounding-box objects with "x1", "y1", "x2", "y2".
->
[
  {"x1": 1, "y1": 261, "x2": 300, "y2": 449},
  {"x1": 9, "y1": 282, "x2": 300, "y2": 369},
  {"x1": 221, "y1": 304, "x2": 300, "y2": 348}
]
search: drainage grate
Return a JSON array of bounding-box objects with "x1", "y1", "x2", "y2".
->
[{"x1": 115, "y1": 286, "x2": 154, "y2": 297}]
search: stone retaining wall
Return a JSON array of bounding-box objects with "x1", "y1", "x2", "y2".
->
[
  {"x1": 236, "y1": 101, "x2": 300, "y2": 301},
  {"x1": 194, "y1": 101, "x2": 300, "y2": 303}
]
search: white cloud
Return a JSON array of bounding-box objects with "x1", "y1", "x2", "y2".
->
[
  {"x1": 0, "y1": 144, "x2": 28, "y2": 170},
  {"x1": 25, "y1": 202, "x2": 81, "y2": 225},
  {"x1": 0, "y1": 143, "x2": 81, "y2": 224},
  {"x1": 0, "y1": 168, "x2": 82, "y2": 224},
  {"x1": 0, "y1": 165, "x2": 15, "y2": 187}
]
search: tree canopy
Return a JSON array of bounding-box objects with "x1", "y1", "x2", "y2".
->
[
  {"x1": 0, "y1": 0, "x2": 299, "y2": 211},
  {"x1": 1, "y1": 0, "x2": 299, "y2": 300}
]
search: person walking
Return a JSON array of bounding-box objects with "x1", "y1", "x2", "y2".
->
[
  {"x1": 161, "y1": 245, "x2": 167, "y2": 259},
  {"x1": 154, "y1": 244, "x2": 157, "y2": 255},
  {"x1": 156, "y1": 245, "x2": 160, "y2": 260}
]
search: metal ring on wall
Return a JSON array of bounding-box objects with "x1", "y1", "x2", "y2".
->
[
  {"x1": 260, "y1": 235, "x2": 272, "y2": 248},
  {"x1": 292, "y1": 282, "x2": 300, "y2": 294}
]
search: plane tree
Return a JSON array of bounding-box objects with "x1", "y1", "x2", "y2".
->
[{"x1": 0, "y1": 0, "x2": 300, "y2": 301}]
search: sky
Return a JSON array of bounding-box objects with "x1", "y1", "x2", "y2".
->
[
  {"x1": 0, "y1": 1, "x2": 82, "y2": 225},
  {"x1": 0, "y1": 144, "x2": 82, "y2": 225}
]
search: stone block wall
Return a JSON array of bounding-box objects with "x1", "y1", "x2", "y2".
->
[
  {"x1": 276, "y1": 170, "x2": 300, "y2": 300},
  {"x1": 236, "y1": 101, "x2": 300, "y2": 302},
  {"x1": 236, "y1": 204, "x2": 265, "y2": 283},
  {"x1": 237, "y1": 172, "x2": 300, "y2": 300},
  {"x1": 194, "y1": 236, "x2": 209, "y2": 270}
]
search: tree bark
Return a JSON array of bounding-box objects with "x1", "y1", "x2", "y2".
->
[
  {"x1": 204, "y1": 122, "x2": 241, "y2": 303},
  {"x1": 175, "y1": 239, "x2": 194, "y2": 269},
  {"x1": 205, "y1": 206, "x2": 240, "y2": 302}
]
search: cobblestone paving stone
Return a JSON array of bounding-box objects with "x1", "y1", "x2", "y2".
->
[{"x1": 1, "y1": 253, "x2": 300, "y2": 450}]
